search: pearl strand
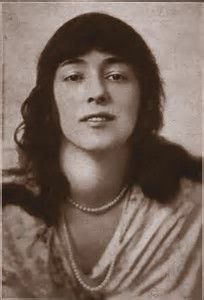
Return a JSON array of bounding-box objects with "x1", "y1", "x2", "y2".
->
[
  {"x1": 68, "y1": 185, "x2": 128, "y2": 213},
  {"x1": 63, "y1": 221, "x2": 116, "y2": 292}
]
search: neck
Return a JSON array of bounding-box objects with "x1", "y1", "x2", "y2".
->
[{"x1": 60, "y1": 141, "x2": 131, "y2": 207}]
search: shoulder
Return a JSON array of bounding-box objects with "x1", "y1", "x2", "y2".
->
[
  {"x1": 3, "y1": 204, "x2": 46, "y2": 235},
  {"x1": 3, "y1": 204, "x2": 51, "y2": 273},
  {"x1": 130, "y1": 177, "x2": 202, "y2": 226},
  {"x1": 2, "y1": 179, "x2": 52, "y2": 259},
  {"x1": 3, "y1": 204, "x2": 50, "y2": 253},
  {"x1": 132, "y1": 177, "x2": 201, "y2": 207},
  {"x1": 172, "y1": 177, "x2": 202, "y2": 216},
  {"x1": 2, "y1": 181, "x2": 50, "y2": 223},
  {"x1": 179, "y1": 177, "x2": 202, "y2": 201},
  {"x1": 2, "y1": 204, "x2": 54, "y2": 298},
  {"x1": 134, "y1": 136, "x2": 202, "y2": 202}
]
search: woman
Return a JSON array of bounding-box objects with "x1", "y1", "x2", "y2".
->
[{"x1": 3, "y1": 12, "x2": 202, "y2": 300}]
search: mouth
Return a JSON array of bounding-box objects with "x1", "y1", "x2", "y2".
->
[{"x1": 80, "y1": 112, "x2": 115, "y2": 123}]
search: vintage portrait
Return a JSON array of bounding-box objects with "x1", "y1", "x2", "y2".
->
[{"x1": 2, "y1": 3, "x2": 202, "y2": 300}]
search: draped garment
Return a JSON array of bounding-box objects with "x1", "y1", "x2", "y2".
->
[{"x1": 2, "y1": 178, "x2": 202, "y2": 299}]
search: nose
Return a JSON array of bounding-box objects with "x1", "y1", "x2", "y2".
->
[{"x1": 87, "y1": 75, "x2": 108, "y2": 105}]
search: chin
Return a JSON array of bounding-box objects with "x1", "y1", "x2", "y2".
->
[{"x1": 76, "y1": 136, "x2": 130, "y2": 152}]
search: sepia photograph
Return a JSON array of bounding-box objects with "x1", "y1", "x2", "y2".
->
[{"x1": 2, "y1": 2, "x2": 202, "y2": 299}]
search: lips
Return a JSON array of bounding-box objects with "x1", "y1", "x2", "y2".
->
[{"x1": 80, "y1": 112, "x2": 115, "y2": 122}]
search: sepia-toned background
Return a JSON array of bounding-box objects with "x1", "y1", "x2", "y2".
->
[{"x1": 2, "y1": 2, "x2": 203, "y2": 169}]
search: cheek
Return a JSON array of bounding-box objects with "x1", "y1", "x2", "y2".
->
[
  {"x1": 122, "y1": 106, "x2": 139, "y2": 136},
  {"x1": 54, "y1": 83, "x2": 75, "y2": 112},
  {"x1": 116, "y1": 86, "x2": 140, "y2": 125},
  {"x1": 53, "y1": 86, "x2": 76, "y2": 130}
]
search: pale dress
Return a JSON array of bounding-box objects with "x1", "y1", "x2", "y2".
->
[{"x1": 2, "y1": 178, "x2": 202, "y2": 300}]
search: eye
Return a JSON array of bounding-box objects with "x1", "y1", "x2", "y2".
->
[
  {"x1": 63, "y1": 73, "x2": 84, "y2": 82},
  {"x1": 106, "y1": 73, "x2": 127, "y2": 82}
]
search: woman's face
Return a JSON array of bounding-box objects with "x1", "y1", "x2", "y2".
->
[{"x1": 53, "y1": 50, "x2": 140, "y2": 152}]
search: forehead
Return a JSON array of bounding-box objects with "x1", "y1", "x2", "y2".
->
[{"x1": 59, "y1": 50, "x2": 131, "y2": 68}]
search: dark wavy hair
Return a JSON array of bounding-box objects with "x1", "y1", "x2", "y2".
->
[{"x1": 3, "y1": 12, "x2": 202, "y2": 225}]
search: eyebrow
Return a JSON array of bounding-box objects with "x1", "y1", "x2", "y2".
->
[
  {"x1": 103, "y1": 56, "x2": 128, "y2": 65},
  {"x1": 60, "y1": 58, "x2": 85, "y2": 66},
  {"x1": 60, "y1": 55, "x2": 128, "y2": 67}
]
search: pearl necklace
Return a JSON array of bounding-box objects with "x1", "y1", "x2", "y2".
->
[
  {"x1": 68, "y1": 185, "x2": 128, "y2": 213},
  {"x1": 62, "y1": 186, "x2": 130, "y2": 293},
  {"x1": 64, "y1": 222, "x2": 116, "y2": 292}
]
